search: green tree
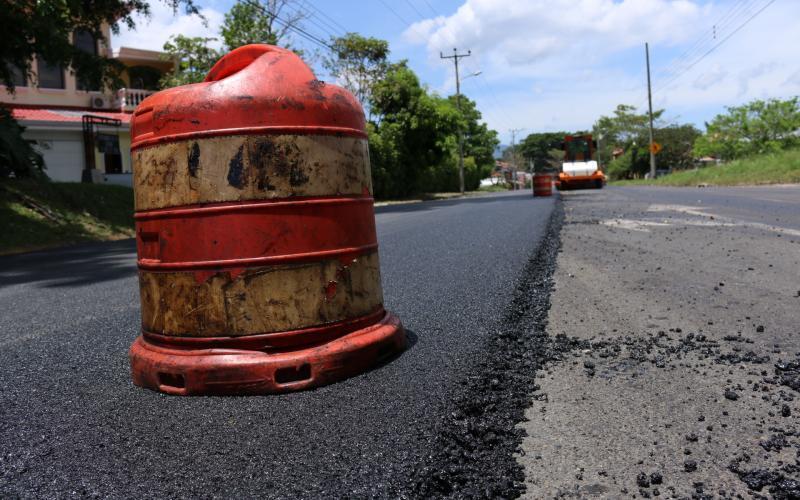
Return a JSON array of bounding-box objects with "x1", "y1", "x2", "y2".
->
[
  {"x1": 519, "y1": 132, "x2": 567, "y2": 172},
  {"x1": 656, "y1": 124, "x2": 701, "y2": 171},
  {"x1": 323, "y1": 34, "x2": 391, "y2": 114},
  {"x1": 0, "y1": 108, "x2": 44, "y2": 179},
  {"x1": 368, "y1": 63, "x2": 460, "y2": 197},
  {"x1": 594, "y1": 104, "x2": 664, "y2": 179},
  {"x1": 1, "y1": 0, "x2": 198, "y2": 178},
  {"x1": 694, "y1": 97, "x2": 800, "y2": 160},
  {"x1": 220, "y1": 0, "x2": 305, "y2": 51},
  {"x1": 1, "y1": 0, "x2": 199, "y2": 92},
  {"x1": 161, "y1": 0, "x2": 307, "y2": 88},
  {"x1": 159, "y1": 35, "x2": 220, "y2": 88},
  {"x1": 448, "y1": 95, "x2": 500, "y2": 182}
]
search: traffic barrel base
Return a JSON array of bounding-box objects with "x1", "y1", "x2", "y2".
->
[{"x1": 130, "y1": 312, "x2": 405, "y2": 396}]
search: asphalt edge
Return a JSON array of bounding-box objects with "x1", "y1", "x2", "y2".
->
[{"x1": 409, "y1": 197, "x2": 569, "y2": 498}]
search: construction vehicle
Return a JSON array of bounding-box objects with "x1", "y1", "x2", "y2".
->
[{"x1": 558, "y1": 134, "x2": 605, "y2": 190}]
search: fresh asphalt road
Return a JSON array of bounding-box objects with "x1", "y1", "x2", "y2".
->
[{"x1": 0, "y1": 190, "x2": 555, "y2": 498}]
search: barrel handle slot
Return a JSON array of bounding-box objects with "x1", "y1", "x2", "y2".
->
[
  {"x1": 274, "y1": 363, "x2": 312, "y2": 385},
  {"x1": 204, "y1": 44, "x2": 288, "y2": 82},
  {"x1": 157, "y1": 372, "x2": 187, "y2": 395},
  {"x1": 138, "y1": 230, "x2": 161, "y2": 262}
]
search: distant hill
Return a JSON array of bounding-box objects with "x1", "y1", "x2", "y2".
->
[{"x1": 494, "y1": 144, "x2": 510, "y2": 159}]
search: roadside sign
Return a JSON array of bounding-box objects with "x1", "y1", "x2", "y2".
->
[{"x1": 650, "y1": 142, "x2": 662, "y2": 154}]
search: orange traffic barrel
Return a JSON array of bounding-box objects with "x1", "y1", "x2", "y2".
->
[
  {"x1": 533, "y1": 173, "x2": 553, "y2": 197},
  {"x1": 128, "y1": 45, "x2": 406, "y2": 395}
]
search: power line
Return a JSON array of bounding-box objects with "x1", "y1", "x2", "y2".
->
[
  {"x1": 636, "y1": 0, "x2": 774, "y2": 108},
  {"x1": 390, "y1": 0, "x2": 517, "y2": 132},
  {"x1": 376, "y1": 0, "x2": 416, "y2": 30},
  {"x1": 292, "y1": 3, "x2": 343, "y2": 40},
  {"x1": 244, "y1": 0, "x2": 335, "y2": 51},
  {"x1": 403, "y1": 0, "x2": 428, "y2": 21},
  {"x1": 420, "y1": 0, "x2": 440, "y2": 18},
  {"x1": 633, "y1": 0, "x2": 756, "y2": 106},
  {"x1": 296, "y1": 0, "x2": 348, "y2": 37},
  {"x1": 650, "y1": 0, "x2": 757, "y2": 87},
  {"x1": 653, "y1": 0, "x2": 774, "y2": 95}
]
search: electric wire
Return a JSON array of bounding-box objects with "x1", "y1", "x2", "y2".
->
[
  {"x1": 392, "y1": 0, "x2": 516, "y2": 133},
  {"x1": 652, "y1": 0, "x2": 774, "y2": 96},
  {"x1": 633, "y1": 0, "x2": 774, "y2": 110},
  {"x1": 244, "y1": 0, "x2": 335, "y2": 51}
]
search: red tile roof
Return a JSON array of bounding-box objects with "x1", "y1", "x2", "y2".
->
[{"x1": 10, "y1": 107, "x2": 131, "y2": 124}]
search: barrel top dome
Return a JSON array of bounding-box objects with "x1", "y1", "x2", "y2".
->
[{"x1": 131, "y1": 44, "x2": 366, "y2": 150}]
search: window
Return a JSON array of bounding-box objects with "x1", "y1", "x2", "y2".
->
[
  {"x1": 127, "y1": 66, "x2": 161, "y2": 91},
  {"x1": 74, "y1": 30, "x2": 98, "y2": 91},
  {"x1": 73, "y1": 30, "x2": 97, "y2": 55},
  {"x1": 7, "y1": 64, "x2": 27, "y2": 87},
  {"x1": 36, "y1": 59, "x2": 64, "y2": 89}
]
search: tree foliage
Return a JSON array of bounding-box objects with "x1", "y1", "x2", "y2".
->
[
  {"x1": 694, "y1": 97, "x2": 800, "y2": 160},
  {"x1": 518, "y1": 132, "x2": 567, "y2": 172},
  {"x1": 220, "y1": 0, "x2": 305, "y2": 51},
  {"x1": 0, "y1": 0, "x2": 198, "y2": 178},
  {"x1": 0, "y1": 0, "x2": 199, "y2": 92},
  {"x1": 322, "y1": 34, "x2": 390, "y2": 113},
  {"x1": 450, "y1": 95, "x2": 500, "y2": 176},
  {"x1": 160, "y1": 0, "x2": 306, "y2": 88},
  {"x1": 655, "y1": 124, "x2": 701, "y2": 171},
  {"x1": 159, "y1": 35, "x2": 220, "y2": 87},
  {"x1": 367, "y1": 62, "x2": 497, "y2": 197},
  {"x1": 368, "y1": 63, "x2": 455, "y2": 197},
  {"x1": 0, "y1": 108, "x2": 45, "y2": 179},
  {"x1": 595, "y1": 104, "x2": 674, "y2": 180}
]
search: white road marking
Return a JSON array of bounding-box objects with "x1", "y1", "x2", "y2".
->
[{"x1": 599, "y1": 204, "x2": 800, "y2": 237}]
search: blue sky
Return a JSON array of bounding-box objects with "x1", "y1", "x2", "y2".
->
[{"x1": 113, "y1": 0, "x2": 800, "y2": 143}]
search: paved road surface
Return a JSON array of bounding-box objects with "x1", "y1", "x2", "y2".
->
[
  {"x1": 519, "y1": 185, "x2": 800, "y2": 498},
  {"x1": 0, "y1": 191, "x2": 555, "y2": 498}
]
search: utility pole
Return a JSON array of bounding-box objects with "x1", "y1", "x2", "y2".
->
[
  {"x1": 441, "y1": 48, "x2": 471, "y2": 194},
  {"x1": 596, "y1": 132, "x2": 603, "y2": 171},
  {"x1": 645, "y1": 42, "x2": 656, "y2": 179},
  {"x1": 509, "y1": 128, "x2": 524, "y2": 189}
]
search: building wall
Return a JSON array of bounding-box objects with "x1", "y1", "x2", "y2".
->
[
  {"x1": 0, "y1": 25, "x2": 113, "y2": 109},
  {"x1": 23, "y1": 129, "x2": 85, "y2": 182},
  {"x1": 119, "y1": 132, "x2": 132, "y2": 173},
  {"x1": 22, "y1": 127, "x2": 132, "y2": 183}
]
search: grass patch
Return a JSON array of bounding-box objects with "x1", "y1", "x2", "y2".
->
[
  {"x1": 477, "y1": 183, "x2": 510, "y2": 192},
  {"x1": 0, "y1": 179, "x2": 134, "y2": 255},
  {"x1": 611, "y1": 148, "x2": 800, "y2": 187}
]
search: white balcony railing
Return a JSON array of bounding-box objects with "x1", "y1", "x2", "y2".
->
[{"x1": 116, "y1": 88, "x2": 155, "y2": 112}]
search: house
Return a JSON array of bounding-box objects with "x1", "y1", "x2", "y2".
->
[{"x1": 1, "y1": 27, "x2": 174, "y2": 184}]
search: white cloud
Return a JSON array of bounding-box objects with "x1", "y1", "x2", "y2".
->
[
  {"x1": 111, "y1": 2, "x2": 225, "y2": 52},
  {"x1": 404, "y1": 0, "x2": 800, "y2": 138},
  {"x1": 693, "y1": 64, "x2": 727, "y2": 90},
  {"x1": 405, "y1": 0, "x2": 706, "y2": 74},
  {"x1": 785, "y1": 70, "x2": 800, "y2": 88}
]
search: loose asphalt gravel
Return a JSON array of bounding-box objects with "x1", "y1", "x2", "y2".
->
[
  {"x1": 519, "y1": 185, "x2": 800, "y2": 499},
  {"x1": 0, "y1": 190, "x2": 557, "y2": 498}
]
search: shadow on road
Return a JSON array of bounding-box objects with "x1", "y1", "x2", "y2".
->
[{"x1": 0, "y1": 239, "x2": 137, "y2": 288}]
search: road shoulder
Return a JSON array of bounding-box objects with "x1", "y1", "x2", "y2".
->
[{"x1": 519, "y1": 188, "x2": 800, "y2": 498}]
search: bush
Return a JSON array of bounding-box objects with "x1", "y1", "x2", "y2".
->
[
  {"x1": 0, "y1": 108, "x2": 45, "y2": 179},
  {"x1": 607, "y1": 151, "x2": 633, "y2": 180}
]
